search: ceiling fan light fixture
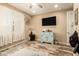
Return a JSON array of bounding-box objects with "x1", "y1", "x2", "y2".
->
[
  {"x1": 38, "y1": 5, "x2": 43, "y2": 8},
  {"x1": 29, "y1": 3, "x2": 43, "y2": 9}
]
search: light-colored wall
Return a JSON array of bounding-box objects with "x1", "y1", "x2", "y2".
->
[
  {"x1": 30, "y1": 11, "x2": 71, "y2": 44},
  {"x1": 73, "y1": 4, "x2": 79, "y2": 35}
]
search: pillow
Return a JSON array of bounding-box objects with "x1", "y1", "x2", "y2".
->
[{"x1": 69, "y1": 31, "x2": 79, "y2": 47}]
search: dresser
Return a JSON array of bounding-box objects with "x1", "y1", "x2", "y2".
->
[{"x1": 41, "y1": 32, "x2": 54, "y2": 44}]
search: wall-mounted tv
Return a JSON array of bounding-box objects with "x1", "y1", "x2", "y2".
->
[{"x1": 42, "y1": 16, "x2": 56, "y2": 26}]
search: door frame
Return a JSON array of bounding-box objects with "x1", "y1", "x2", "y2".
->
[{"x1": 66, "y1": 11, "x2": 74, "y2": 45}]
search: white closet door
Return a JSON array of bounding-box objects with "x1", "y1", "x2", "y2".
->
[
  {"x1": 0, "y1": 6, "x2": 8, "y2": 46},
  {"x1": 17, "y1": 12, "x2": 25, "y2": 40},
  {"x1": 12, "y1": 10, "x2": 25, "y2": 42},
  {"x1": 5, "y1": 8, "x2": 13, "y2": 44},
  {"x1": 3, "y1": 7, "x2": 13, "y2": 45},
  {"x1": 0, "y1": 6, "x2": 13, "y2": 46},
  {"x1": 0, "y1": 6, "x2": 25, "y2": 47},
  {"x1": 0, "y1": 6, "x2": 4, "y2": 46},
  {"x1": 11, "y1": 10, "x2": 16, "y2": 42}
]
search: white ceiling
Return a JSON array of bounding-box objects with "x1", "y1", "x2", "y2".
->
[{"x1": 9, "y1": 3, "x2": 73, "y2": 16}]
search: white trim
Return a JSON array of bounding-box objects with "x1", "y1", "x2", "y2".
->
[{"x1": 57, "y1": 41, "x2": 71, "y2": 47}]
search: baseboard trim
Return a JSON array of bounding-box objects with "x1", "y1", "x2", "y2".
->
[
  {"x1": 56, "y1": 42, "x2": 71, "y2": 47},
  {"x1": 0, "y1": 39, "x2": 26, "y2": 52}
]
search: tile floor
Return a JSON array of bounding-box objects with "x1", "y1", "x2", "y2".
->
[{"x1": 0, "y1": 41, "x2": 74, "y2": 56}]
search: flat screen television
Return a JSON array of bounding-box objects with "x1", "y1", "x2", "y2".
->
[{"x1": 42, "y1": 16, "x2": 56, "y2": 26}]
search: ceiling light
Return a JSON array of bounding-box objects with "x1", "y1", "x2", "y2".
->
[{"x1": 54, "y1": 4, "x2": 58, "y2": 8}]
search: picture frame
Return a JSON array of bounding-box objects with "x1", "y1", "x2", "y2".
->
[{"x1": 74, "y1": 8, "x2": 78, "y2": 25}]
